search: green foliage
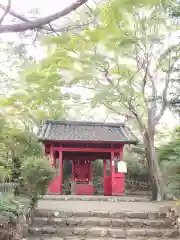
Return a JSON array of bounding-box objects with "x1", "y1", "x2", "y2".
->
[
  {"x1": 124, "y1": 146, "x2": 149, "y2": 180},
  {"x1": 29, "y1": 0, "x2": 179, "y2": 200},
  {"x1": 93, "y1": 160, "x2": 104, "y2": 177},
  {"x1": 158, "y1": 140, "x2": 180, "y2": 163},
  {"x1": 20, "y1": 156, "x2": 55, "y2": 206},
  {"x1": 0, "y1": 194, "x2": 25, "y2": 221},
  {"x1": 158, "y1": 128, "x2": 180, "y2": 198},
  {"x1": 31, "y1": 0, "x2": 179, "y2": 131},
  {"x1": 0, "y1": 167, "x2": 11, "y2": 183},
  {"x1": 170, "y1": 1, "x2": 180, "y2": 17}
]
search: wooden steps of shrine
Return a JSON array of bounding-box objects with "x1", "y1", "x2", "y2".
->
[{"x1": 42, "y1": 195, "x2": 150, "y2": 202}]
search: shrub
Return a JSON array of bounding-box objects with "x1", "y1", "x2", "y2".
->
[
  {"x1": 0, "y1": 194, "x2": 24, "y2": 220},
  {"x1": 0, "y1": 194, "x2": 27, "y2": 240},
  {"x1": 158, "y1": 139, "x2": 180, "y2": 198},
  {"x1": 20, "y1": 156, "x2": 55, "y2": 207},
  {"x1": 124, "y1": 146, "x2": 149, "y2": 181}
]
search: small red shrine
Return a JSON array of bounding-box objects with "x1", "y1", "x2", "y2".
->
[{"x1": 38, "y1": 120, "x2": 137, "y2": 196}]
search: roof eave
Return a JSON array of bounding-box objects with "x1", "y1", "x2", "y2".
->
[{"x1": 38, "y1": 138, "x2": 138, "y2": 144}]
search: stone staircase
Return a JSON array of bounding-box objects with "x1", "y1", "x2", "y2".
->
[{"x1": 28, "y1": 196, "x2": 180, "y2": 240}]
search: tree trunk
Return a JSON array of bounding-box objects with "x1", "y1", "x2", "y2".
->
[
  {"x1": 11, "y1": 156, "x2": 21, "y2": 196},
  {"x1": 143, "y1": 132, "x2": 165, "y2": 201},
  {"x1": 151, "y1": 176, "x2": 158, "y2": 201}
]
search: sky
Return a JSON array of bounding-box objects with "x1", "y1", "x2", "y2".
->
[
  {"x1": 0, "y1": 0, "x2": 179, "y2": 138},
  {"x1": 0, "y1": 0, "x2": 75, "y2": 14}
]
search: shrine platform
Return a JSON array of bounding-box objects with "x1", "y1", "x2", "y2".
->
[{"x1": 42, "y1": 194, "x2": 150, "y2": 202}]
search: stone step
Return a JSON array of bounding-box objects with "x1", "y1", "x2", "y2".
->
[
  {"x1": 35, "y1": 209, "x2": 166, "y2": 220},
  {"x1": 27, "y1": 236, "x2": 180, "y2": 240},
  {"x1": 32, "y1": 217, "x2": 172, "y2": 228},
  {"x1": 42, "y1": 195, "x2": 150, "y2": 202},
  {"x1": 28, "y1": 226, "x2": 179, "y2": 238}
]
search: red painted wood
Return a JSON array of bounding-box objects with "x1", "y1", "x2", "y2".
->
[
  {"x1": 47, "y1": 142, "x2": 125, "y2": 196},
  {"x1": 89, "y1": 161, "x2": 92, "y2": 182},
  {"x1": 111, "y1": 152, "x2": 115, "y2": 174},
  {"x1": 74, "y1": 183, "x2": 94, "y2": 195},
  {"x1": 48, "y1": 147, "x2": 61, "y2": 194},
  {"x1": 48, "y1": 176, "x2": 61, "y2": 194},
  {"x1": 73, "y1": 160, "x2": 90, "y2": 182},
  {"x1": 59, "y1": 150, "x2": 63, "y2": 194},
  {"x1": 64, "y1": 156, "x2": 103, "y2": 161},
  {"x1": 53, "y1": 147, "x2": 122, "y2": 153},
  {"x1": 112, "y1": 177, "x2": 125, "y2": 196},
  {"x1": 104, "y1": 176, "x2": 112, "y2": 195},
  {"x1": 111, "y1": 146, "x2": 125, "y2": 196}
]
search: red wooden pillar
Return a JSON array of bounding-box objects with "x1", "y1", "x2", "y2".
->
[
  {"x1": 48, "y1": 146, "x2": 61, "y2": 194},
  {"x1": 118, "y1": 145, "x2": 125, "y2": 195},
  {"x1": 111, "y1": 145, "x2": 125, "y2": 196},
  {"x1": 111, "y1": 152, "x2": 115, "y2": 174},
  {"x1": 89, "y1": 161, "x2": 92, "y2": 182},
  {"x1": 59, "y1": 150, "x2": 63, "y2": 194}
]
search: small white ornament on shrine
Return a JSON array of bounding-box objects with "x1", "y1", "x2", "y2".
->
[
  {"x1": 117, "y1": 161, "x2": 127, "y2": 173},
  {"x1": 112, "y1": 161, "x2": 114, "y2": 166}
]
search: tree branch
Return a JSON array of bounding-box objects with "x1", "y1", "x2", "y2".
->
[
  {"x1": 155, "y1": 77, "x2": 170, "y2": 124},
  {"x1": 100, "y1": 60, "x2": 146, "y2": 134},
  {"x1": 155, "y1": 51, "x2": 171, "y2": 124},
  {"x1": 0, "y1": 0, "x2": 11, "y2": 25},
  {"x1": 0, "y1": 3, "x2": 92, "y2": 33},
  {"x1": 0, "y1": 0, "x2": 88, "y2": 33}
]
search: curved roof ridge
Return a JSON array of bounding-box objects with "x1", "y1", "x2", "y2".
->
[
  {"x1": 38, "y1": 120, "x2": 138, "y2": 144},
  {"x1": 43, "y1": 120, "x2": 124, "y2": 128}
]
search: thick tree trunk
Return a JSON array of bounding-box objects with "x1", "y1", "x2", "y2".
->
[
  {"x1": 143, "y1": 132, "x2": 165, "y2": 201},
  {"x1": 151, "y1": 179, "x2": 157, "y2": 200}
]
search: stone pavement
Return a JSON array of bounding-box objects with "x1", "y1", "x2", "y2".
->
[
  {"x1": 38, "y1": 196, "x2": 167, "y2": 213},
  {"x1": 42, "y1": 195, "x2": 150, "y2": 202}
]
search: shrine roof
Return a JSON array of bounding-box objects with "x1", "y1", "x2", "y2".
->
[{"x1": 37, "y1": 120, "x2": 138, "y2": 144}]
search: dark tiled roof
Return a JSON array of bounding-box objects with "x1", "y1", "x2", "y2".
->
[{"x1": 37, "y1": 120, "x2": 138, "y2": 143}]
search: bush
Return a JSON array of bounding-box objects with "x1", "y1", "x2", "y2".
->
[
  {"x1": 20, "y1": 156, "x2": 55, "y2": 207},
  {"x1": 0, "y1": 194, "x2": 24, "y2": 221},
  {"x1": 158, "y1": 139, "x2": 180, "y2": 198},
  {"x1": 0, "y1": 194, "x2": 28, "y2": 240},
  {"x1": 124, "y1": 146, "x2": 149, "y2": 181}
]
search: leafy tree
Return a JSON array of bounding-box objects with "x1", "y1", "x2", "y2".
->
[
  {"x1": 170, "y1": 1, "x2": 180, "y2": 17},
  {"x1": 29, "y1": 0, "x2": 180, "y2": 200}
]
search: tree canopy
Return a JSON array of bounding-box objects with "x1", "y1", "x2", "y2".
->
[
  {"x1": 24, "y1": 0, "x2": 180, "y2": 200},
  {"x1": 0, "y1": 0, "x2": 179, "y2": 202}
]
